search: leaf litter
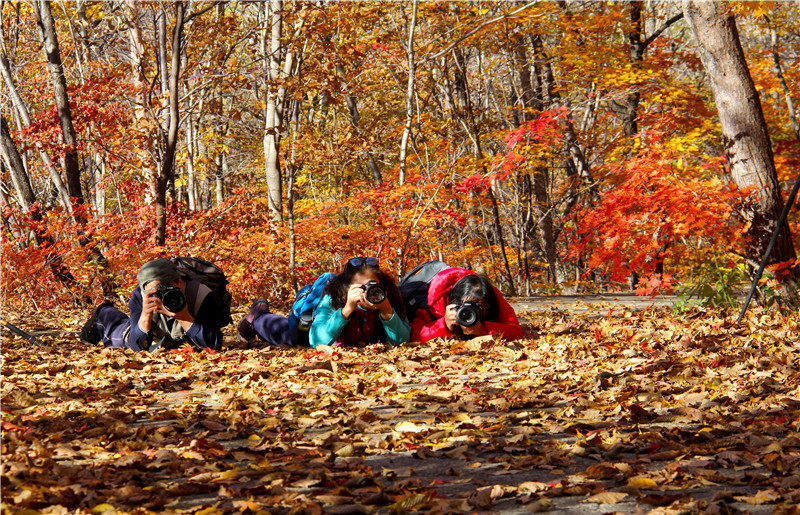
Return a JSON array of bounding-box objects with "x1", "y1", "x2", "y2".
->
[{"x1": 2, "y1": 305, "x2": 800, "y2": 514}]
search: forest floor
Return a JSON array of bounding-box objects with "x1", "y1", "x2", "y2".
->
[{"x1": 2, "y1": 297, "x2": 799, "y2": 514}]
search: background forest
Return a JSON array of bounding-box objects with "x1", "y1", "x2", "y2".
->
[{"x1": 2, "y1": 0, "x2": 800, "y2": 311}]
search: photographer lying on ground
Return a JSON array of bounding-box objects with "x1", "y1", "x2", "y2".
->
[
  {"x1": 410, "y1": 268, "x2": 523, "y2": 343},
  {"x1": 80, "y1": 258, "x2": 224, "y2": 351},
  {"x1": 311, "y1": 257, "x2": 410, "y2": 348}
]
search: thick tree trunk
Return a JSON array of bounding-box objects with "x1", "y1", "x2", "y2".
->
[
  {"x1": 0, "y1": 180, "x2": 23, "y2": 244},
  {"x1": 126, "y1": 0, "x2": 157, "y2": 202},
  {"x1": 515, "y1": 36, "x2": 563, "y2": 284},
  {"x1": 682, "y1": 1, "x2": 798, "y2": 285}
]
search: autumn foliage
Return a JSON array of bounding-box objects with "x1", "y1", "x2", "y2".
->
[{"x1": 2, "y1": 1, "x2": 800, "y2": 310}]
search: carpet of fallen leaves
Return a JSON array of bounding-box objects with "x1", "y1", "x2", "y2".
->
[{"x1": 2, "y1": 305, "x2": 800, "y2": 515}]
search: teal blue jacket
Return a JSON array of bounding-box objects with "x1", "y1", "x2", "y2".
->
[{"x1": 309, "y1": 294, "x2": 410, "y2": 348}]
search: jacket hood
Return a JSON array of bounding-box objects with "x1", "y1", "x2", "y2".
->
[{"x1": 427, "y1": 267, "x2": 477, "y2": 317}]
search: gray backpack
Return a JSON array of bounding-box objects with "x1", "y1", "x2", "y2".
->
[{"x1": 398, "y1": 261, "x2": 450, "y2": 322}]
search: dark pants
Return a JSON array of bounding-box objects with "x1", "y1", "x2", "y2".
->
[
  {"x1": 96, "y1": 305, "x2": 133, "y2": 348},
  {"x1": 253, "y1": 313, "x2": 293, "y2": 347}
]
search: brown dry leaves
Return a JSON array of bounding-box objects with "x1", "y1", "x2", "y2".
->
[{"x1": 2, "y1": 306, "x2": 800, "y2": 514}]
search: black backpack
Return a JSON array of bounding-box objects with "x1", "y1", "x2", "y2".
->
[
  {"x1": 398, "y1": 260, "x2": 451, "y2": 322},
  {"x1": 170, "y1": 256, "x2": 233, "y2": 327}
]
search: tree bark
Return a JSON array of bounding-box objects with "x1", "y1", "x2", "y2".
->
[
  {"x1": 156, "y1": 1, "x2": 185, "y2": 246},
  {"x1": 34, "y1": 0, "x2": 84, "y2": 218},
  {"x1": 682, "y1": 1, "x2": 798, "y2": 285},
  {"x1": 263, "y1": 0, "x2": 284, "y2": 220},
  {"x1": 398, "y1": 0, "x2": 418, "y2": 186}
]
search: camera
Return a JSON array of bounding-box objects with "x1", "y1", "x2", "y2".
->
[
  {"x1": 456, "y1": 301, "x2": 480, "y2": 327},
  {"x1": 361, "y1": 280, "x2": 386, "y2": 304},
  {"x1": 154, "y1": 284, "x2": 187, "y2": 313}
]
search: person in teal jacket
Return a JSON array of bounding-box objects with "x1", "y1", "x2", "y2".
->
[{"x1": 310, "y1": 257, "x2": 410, "y2": 347}]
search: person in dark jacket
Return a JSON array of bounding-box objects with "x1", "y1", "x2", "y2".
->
[
  {"x1": 80, "y1": 258, "x2": 223, "y2": 351},
  {"x1": 410, "y1": 267, "x2": 523, "y2": 342}
]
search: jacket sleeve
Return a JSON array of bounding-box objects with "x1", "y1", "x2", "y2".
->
[
  {"x1": 410, "y1": 309, "x2": 453, "y2": 342},
  {"x1": 183, "y1": 292, "x2": 224, "y2": 350},
  {"x1": 127, "y1": 289, "x2": 150, "y2": 351},
  {"x1": 309, "y1": 295, "x2": 349, "y2": 348},
  {"x1": 482, "y1": 293, "x2": 524, "y2": 341},
  {"x1": 382, "y1": 312, "x2": 411, "y2": 345}
]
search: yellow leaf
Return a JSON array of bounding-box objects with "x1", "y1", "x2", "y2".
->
[
  {"x1": 395, "y1": 421, "x2": 427, "y2": 433},
  {"x1": 627, "y1": 477, "x2": 658, "y2": 489},
  {"x1": 91, "y1": 505, "x2": 116, "y2": 514}
]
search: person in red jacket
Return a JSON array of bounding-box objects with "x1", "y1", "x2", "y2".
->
[{"x1": 410, "y1": 267, "x2": 523, "y2": 342}]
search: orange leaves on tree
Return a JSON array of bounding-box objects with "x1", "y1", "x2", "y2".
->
[
  {"x1": 566, "y1": 137, "x2": 750, "y2": 287},
  {"x1": 456, "y1": 108, "x2": 566, "y2": 194}
]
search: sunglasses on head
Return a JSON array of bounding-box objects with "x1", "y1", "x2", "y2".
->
[{"x1": 348, "y1": 257, "x2": 379, "y2": 267}]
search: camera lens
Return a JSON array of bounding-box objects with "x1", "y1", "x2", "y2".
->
[
  {"x1": 456, "y1": 302, "x2": 480, "y2": 327},
  {"x1": 158, "y1": 285, "x2": 187, "y2": 313},
  {"x1": 362, "y1": 281, "x2": 386, "y2": 304}
]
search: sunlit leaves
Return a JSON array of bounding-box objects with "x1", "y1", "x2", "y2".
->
[{"x1": 3, "y1": 304, "x2": 800, "y2": 511}]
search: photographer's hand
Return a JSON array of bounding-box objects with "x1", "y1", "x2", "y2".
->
[
  {"x1": 444, "y1": 304, "x2": 459, "y2": 333},
  {"x1": 158, "y1": 302, "x2": 195, "y2": 331},
  {"x1": 461, "y1": 320, "x2": 485, "y2": 337},
  {"x1": 361, "y1": 296, "x2": 394, "y2": 321},
  {"x1": 341, "y1": 284, "x2": 364, "y2": 319},
  {"x1": 138, "y1": 286, "x2": 160, "y2": 332}
]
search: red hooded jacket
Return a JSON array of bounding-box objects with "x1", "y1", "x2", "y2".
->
[{"x1": 410, "y1": 267, "x2": 523, "y2": 342}]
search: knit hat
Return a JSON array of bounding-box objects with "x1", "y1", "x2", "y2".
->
[{"x1": 137, "y1": 258, "x2": 179, "y2": 291}]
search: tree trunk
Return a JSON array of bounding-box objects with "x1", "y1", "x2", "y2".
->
[
  {"x1": 35, "y1": 0, "x2": 115, "y2": 298},
  {"x1": 156, "y1": 1, "x2": 185, "y2": 246},
  {"x1": 34, "y1": 0, "x2": 84, "y2": 218},
  {"x1": 682, "y1": 1, "x2": 798, "y2": 286},
  {"x1": 186, "y1": 111, "x2": 196, "y2": 210},
  {"x1": 398, "y1": 0, "x2": 418, "y2": 186},
  {"x1": 263, "y1": 0, "x2": 283, "y2": 221},
  {"x1": 215, "y1": 152, "x2": 226, "y2": 206}
]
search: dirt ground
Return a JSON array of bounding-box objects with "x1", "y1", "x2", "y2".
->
[{"x1": 2, "y1": 295, "x2": 796, "y2": 514}]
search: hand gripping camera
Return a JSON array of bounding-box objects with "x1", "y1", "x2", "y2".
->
[
  {"x1": 155, "y1": 284, "x2": 187, "y2": 313},
  {"x1": 456, "y1": 301, "x2": 480, "y2": 327},
  {"x1": 361, "y1": 280, "x2": 386, "y2": 304}
]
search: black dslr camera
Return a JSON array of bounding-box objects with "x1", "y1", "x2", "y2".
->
[
  {"x1": 456, "y1": 301, "x2": 480, "y2": 327},
  {"x1": 154, "y1": 284, "x2": 187, "y2": 313},
  {"x1": 361, "y1": 280, "x2": 386, "y2": 304}
]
